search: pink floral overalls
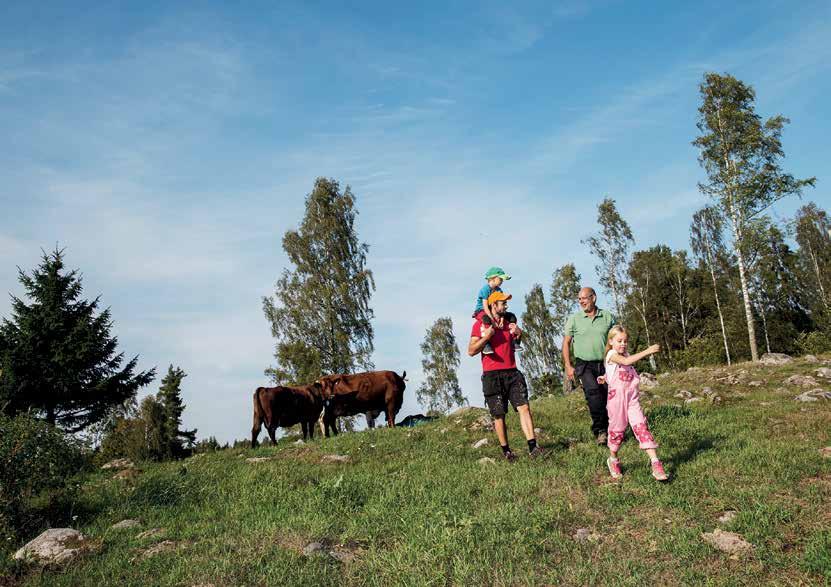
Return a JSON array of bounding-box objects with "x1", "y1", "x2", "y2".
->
[{"x1": 605, "y1": 350, "x2": 658, "y2": 452}]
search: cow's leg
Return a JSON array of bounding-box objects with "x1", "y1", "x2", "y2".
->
[
  {"x1": 307, "y1": 419, "x2": 314, "y2": 440},
  {"x1": 267, "y1": 426, "x2": 278, "y2": 445},
  {"x1": 386, "y1": 400, "x2": 396, "y2": 428},
  {"x1": 251, "y1": 391, "x2": 263, "y2": 448},
  {"x1": 300, "y1": 421, "x2": 307, "y2": 440},
  {"x1": 366, "y1": 412, "x2": 375, "y2": 429}
]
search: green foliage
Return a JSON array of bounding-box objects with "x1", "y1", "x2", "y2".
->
[
  {"x1": 803, "y1": 530, "x2": 831, "y2": 578},
  {"x1": 262, "y1": 178, "x2": 375, "y2": 384},
  {"x1": 794, "y1": 202, "x2": 831, "y2": 314},
  {"x1": 520, "y1": 285, "x2": 562, "y2": 398},
  {"x1": 157, "y1": 365, "x2": 196, "y2": 459},
  {"x1": 97, "y1": 416, "x2": 147, "y2": 464},
  {"x1": 417, "y1": 317, "x2": 464, "y2": 413},
  {"x1": 0, "y1": 248, "x2": 155, "y2": 431},
  {"x1": 582, "y1": 197, "x2": 634, "y2": 319},
  {"x1": 796, "y1": 330, "x2": 831, "y2": 355},
  {"x1": 548, "y1": 263, "x2": 581, "y2": 335},
  {"x1": 0, "y1": 414, "x2": 87, "y2": 544}
]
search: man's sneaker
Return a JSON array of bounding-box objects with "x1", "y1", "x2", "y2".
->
[
  {"x1": 607, "y1": 457, "x2": 623, "y2": 479},
  {"x1": 503, "y1": 450, "x2": 518, "y2": 463},
  {"x1": 483, "y1": 343, "x2": 495, "y2": 355},
  {"x1": 651, "y1": 460, "x2": 668, "y2": 481},
  {"x1": 596, "y1": 432, "x2": 608, "y2": 446},
  {"x1": 529, "y1": 446, "x2": 547, "y2": 459}
]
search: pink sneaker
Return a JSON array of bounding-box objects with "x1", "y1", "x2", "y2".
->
[
  {"x1": 651, "y1": 460, "x2": 668, "y2": 481},
  {"x1": 607, "y1": 457, "x2": 622, "y2": 479}
]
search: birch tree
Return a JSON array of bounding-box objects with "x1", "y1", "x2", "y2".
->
[
  {"x1": 416, "y1": 317, "x2": 464, "y2": 413},
  {"x1": 693, "y1": 73, "x2": 815, "y2": 361},
  {"x1": 690, "y1": 206, "x2": 732, "y2": 364},
  {"x1": 794, "y1": 203, "x2": 831, "y2": 312},
  {"x1": 521, "y1": 285, "x2": 561, "y2": 397}
]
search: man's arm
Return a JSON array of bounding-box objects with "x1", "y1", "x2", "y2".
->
[
  {"x1": 468, "y1": 326, "x2": 494, "y2": 356},
  {"x1": 562, "y1": 335, "x2": 575, "y2": 380}
]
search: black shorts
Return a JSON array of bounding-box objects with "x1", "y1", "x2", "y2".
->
[{"x1": 482, "y1": 368, "x2": 529, "y2": 418}]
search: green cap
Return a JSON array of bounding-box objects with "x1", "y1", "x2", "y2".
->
[{"x1": 484, "y1": 266, "x2": 511, "y2": 280}]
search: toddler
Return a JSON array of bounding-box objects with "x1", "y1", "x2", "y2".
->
[{"x1": 473, "y1": 266, "x2": 519, "y2": 354}]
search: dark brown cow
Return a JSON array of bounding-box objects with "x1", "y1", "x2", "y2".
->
[
  {"x1": 318, "y1": 371, "x2": 406, "y2": 437},
  {"x1": 251, "y1": 383, "x2": 323, "y2": 447}
]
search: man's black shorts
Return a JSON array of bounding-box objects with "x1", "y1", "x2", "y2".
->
[{"x1": 482, "y1": 368, "x2": 529, "y2": 418}]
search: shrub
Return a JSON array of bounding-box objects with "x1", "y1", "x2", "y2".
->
[
  {"x1": 0, "y1": 414, "x2": 87, "y2": 543},
  {"x1": 796, "y1": 330, "x2": 831, "y2": 355},
  {"x1": 672, "y1": 335, "x2": 727, "y2": 370}
]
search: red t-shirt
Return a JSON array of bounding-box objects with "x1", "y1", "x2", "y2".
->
[{"x1": 471, "y1": 317, "x2": 516, "y2": 372}]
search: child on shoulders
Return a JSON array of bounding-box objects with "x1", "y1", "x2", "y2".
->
[
  {"x1": 473, "y1": 266, "x2": 520, "y2": 355},
  {"x1": 599, "y1": 325, "x2": 667, "y2": 481}
]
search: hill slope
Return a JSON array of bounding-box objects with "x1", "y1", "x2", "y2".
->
[{"x1": 9, "y1": 357, "x2": 831, "y2": 585}]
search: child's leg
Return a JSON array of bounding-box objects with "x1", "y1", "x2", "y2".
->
[
  {"x1": 606, "y1": 384, "x2": 626, "y2": 455},
  {"x1": 505, "y1": 312, "x2": 522, "y2": 348},
  {"x1": 627, "y1": 390, "x2": 658, "y2": 451},
  {"x1": 480, "y1": 314, "x2": 494, "y2": 354}
]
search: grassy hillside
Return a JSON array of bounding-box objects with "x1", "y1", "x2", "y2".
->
[{"x1": 7, "y1": 357, "x2": 831, "y2": 586}]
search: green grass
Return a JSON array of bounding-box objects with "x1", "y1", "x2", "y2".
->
[{"x1": 5, "y1": 357, "x2": 831, "y2": 586}]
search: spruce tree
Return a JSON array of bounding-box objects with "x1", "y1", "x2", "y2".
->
[
  {"x1": 157, "y1": 365, "x2": 196, "y2": 458},
  {"x1": 416, "y1": 317, "x2": 464, "y2": 413},
  {"x1": 263, "y1": 178, "x2": 375, "y2": 383},
  {"x1": 0, "y1": 248, "x2": 154, "y2": 431}
]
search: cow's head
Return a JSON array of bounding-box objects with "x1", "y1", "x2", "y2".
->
[{"x1": 316, "y1": 375, "x2": 342, "y2": 406}]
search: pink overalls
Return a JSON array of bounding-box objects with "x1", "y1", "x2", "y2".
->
[{"x1": 605, "y1": 350, "x2": 658, "y2": 452}]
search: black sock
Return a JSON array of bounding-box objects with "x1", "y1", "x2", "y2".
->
[
  {"x1": 527, "y1": 438, "x2": 537, "y2": 452},
  {"x1": 501, "y1": 444, "x2": 511, "y2": 455}
]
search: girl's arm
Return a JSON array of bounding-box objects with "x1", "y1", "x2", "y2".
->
[{"x1": 607, "y1": 344, "x2": 660, "y2": 367}]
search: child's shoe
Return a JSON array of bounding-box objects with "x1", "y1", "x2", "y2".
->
[
  {"x1": 607, "y1": 457, "x2": 622, "y2": 479},
  {"x1": 513, "y1": 340, "x2": 522, "y2": 352},
  {"x1": 651, "y1": 460, "x2": 668, "y2": 481},
  {"x1": 482, "y1": 342, "x2": 494, "y2": 355}
]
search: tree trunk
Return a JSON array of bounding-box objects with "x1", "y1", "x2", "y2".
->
[
  {"x1": 707, "y1": 254, "x2": 731, "y2": 365},
  {"x1": 634, "y1": 286, "x2": 657, "y2": 371},
  {"x1": 807, "y1": 242, "x2": 829, "y2": 310},
  {"x1": 759, "y1": 305, "x2": 771, "y2": 354},
  {"x1": 734, "y1": 235, "x2": 759, "y2": 361}
]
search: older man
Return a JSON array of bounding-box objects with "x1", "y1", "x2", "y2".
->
[
  {"x1": 468, "y1": 291, "x2": 545, "y2": 461},
  {"x1": 562, "y1": 287, "x2": 616, "y2": 445}
]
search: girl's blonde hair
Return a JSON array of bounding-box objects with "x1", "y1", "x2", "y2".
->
[{"x1": 605, "y1": 325, "x2": 629, "y2": 354}]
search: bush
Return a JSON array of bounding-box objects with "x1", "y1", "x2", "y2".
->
[
  {"x1": 0, "y1": 414, "x2": 87, "y2": 544},
  {"x1": 672, "y1": 335, "x2": 727, "y2": 370},
  {"x1": 796, "y1": 330, "x2": 831, "y2": 355},
  {"x1": 97, "y1": 416, "x2": 148, "y2": 464}
]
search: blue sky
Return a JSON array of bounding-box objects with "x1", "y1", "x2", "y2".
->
[{"x1": 2, "y1": 1, "x2": 829, "y2": 443}]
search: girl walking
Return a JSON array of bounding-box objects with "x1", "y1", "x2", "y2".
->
[{"x1": 600, "y1": 325, "x2": 668, "y2": 481}]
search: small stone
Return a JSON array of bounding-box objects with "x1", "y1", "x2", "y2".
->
[
  {"x1": 534, "y1": 428, "x2": 542, "y2": 435},
  {"x1": 245, "y1": 457, "x2": 273, "y2": 463},
  {"x1": 815, "y1": 367, "x2": 831, "y2": 379},
  {"x1": 710, "y1": 395, "x2": 723, "y2": 405},
  {"x1": 674, "y1": 390, "x2": 693, "y2": 399},
  {"x1": 702, "y1": 529, "x2": 753, "y2": 555},
  {"x1": 440, "y1": 428, "x2": 448, "y2": 434},
  {"x1": 819, "y1": 447, "x2": 831, "y2": 459},
  {"x1": 293, "y1": 439, "x2": 305, "y2": 446},
  {"x1": 101, "y1": 458, "x2": 135, "y2": 470},
  {"x1": 478, "y1": 457, "x2": 496, "y2": 465},
  {"x1": 639, "y1": 372, "x2": 659, "y2": 389},
  {"x1": 701, "y1": 387, "x2": 715, "y2": 396},
  {"x1": 685, "y1": 397, "x2": 703, "y2": 404},
  {"x1": 303, "y1": 542, "x2": 326, "y2": 556},
  {"x1": 141, "y1": 540, "x2": 177, "y2": 559},
  {"x1": 804, "y1": 355, "x2": 819, "y2": 363},
  {"x1": 795, "y1": 389, "x2": 831, "y2": 402},
  {"x1": 718, "y1": 511, "x2": 737, "y2": 524},
  {"x1": 785, "y1": 374, "x2": 819, "y2": 388},
  {"x1": 111, "y1": 519, "x2": 141, "y2": 530},
  {"x1": 759, "y1": 353, "x2": 793, "y2": 365},
  {"x1": 572, "y1": 528, "x2": 598, "y2": 542},
  {"x1": 320, "y1": 454, "x2": 351, "y2": 463},
  {"x1": 748, "y1": 381, "x2": 763, "y2": 387},
  {"x1": 329, "y1": 549, "x2": 356, "y2": 563},
  {"x1": 14, "y1": 528, "x2": 89, "y2": 564},
  {"x1": 472, "y1": 438, "x2": 489, "y2": 449},
  {"x1": 137, "y1": 528, "x2": 165, "y2": 540}
]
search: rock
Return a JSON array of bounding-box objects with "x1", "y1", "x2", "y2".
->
[
  {"x1": 820, "y1": 447, "x2": 831, "y2": 459},
  {"x1": 136, "y1": 528, "x2": 165, "y2": 540},
  {"x1": 804, "y1": 355, "x2": 819, "y2": 363},
  {"x1": 472, "y1": 438, "x2": 489, "y2": 449},
  {"x1": 718, "y1": 511, "x2": 737, "y2": 524},
  {"x1": 572, "y1": 528, "x2": 598, "y2": 543},
  {"x1": 14, "y1": 528, "x2": 89, "y2": 564},
  {"x1": 710, "y1": 395, "x2": 723, "y2": 405},
  {"x1": 685, "y1": 397, "x2": 703, "y2": 405},
  {"x1": 639, "y1": 372, "x2": 658, "y2": 389},
  {"x1": 795, "y1": 389, "x2": 831, "y2": 402},
  {"x1": 101, "y1": 458, "x2": 134, "y2": 470},
  {"x1": 293, "y1": 439, "x2": 305, "y2": 446},
  {"x1": 534, "y1": 428, "x2": 542, "y2": 435},
  {"x1": 141, "y1": 540, "x2": 178, "y2": 559},
  {"x1": 702, "y1": 529, "x2": 753, "y2": 555},
  {"x1": 748, "y1": 381, "x2": 763, "y2": 387},
  {"x1": 321, "y1": 454, "x2": 351, "y2": 464},
  {"x1": 112, "y1": 468, "x2": 140, "y2": 481},
  {"x1": 785, "y1": 374, "x2": 819, "y2": 388},
  {"x1": 815, "y1": 367, "x2": 831, "y2": 379},
  {"x1": 303, "y1": 542, "x2": 326, "y2": 556},
  {"x1": 245, "y1": 457, "x2": 273, "y2": 463},
  {"x1": 760, "y1": 353, "x2": 793, "y2": 365},
  {"x1": 469, "y1": 414, "x2": 494, "y2": 432},
  {"x1": 478, "y1": 457, "x2": 496, "y2": 465},
  {"x1": 329, "y1": 549, "x2": 356, "y2": 563},
  {"x1": 701, "y1": 387, "x2": 715, "y2": 396},
  {"x1": 111, "y1": 519, "x2": 141, "y2": 530},
  {"x1": 674, "y1": 390, "x2": 693, "y2": 399}
]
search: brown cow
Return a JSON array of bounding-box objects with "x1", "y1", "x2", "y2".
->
[
  {"x1": 318, "y1": 371, "x2": 406, "y2": 437},
  {"x1": 251, "y1": 383, "x2": 323, "y2": 448}
]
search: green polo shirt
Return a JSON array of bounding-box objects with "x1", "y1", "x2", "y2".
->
[{"x1": 564, "y1": 308, "x2": 616, "y2": 361}]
